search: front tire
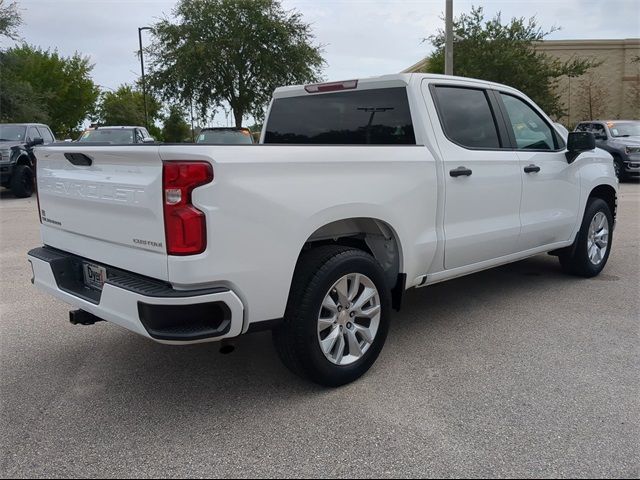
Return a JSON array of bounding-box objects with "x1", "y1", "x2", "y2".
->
[
  {"x1": 612, "y1": 155, "x2": 625, "y2": 182},
  {"x1": 559, "y1": 198, "x2": 613, "y2": 277},
  {"x1": 10, "y1": 164, "x2": 34, "y2": 198},
  {"x1": 273, "y1": 245, "x2": 391, "y2": 387}
]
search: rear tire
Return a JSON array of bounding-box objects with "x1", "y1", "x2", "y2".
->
[
  {"x1": 273, "y1": 245, "x2": 391, "y2": 387},
  {"x1": 559, "y1": 198, "x2": 613, "y2": 277},
  {"x1": 10, "y1": 164, "x2": 34, "y2": 198}
]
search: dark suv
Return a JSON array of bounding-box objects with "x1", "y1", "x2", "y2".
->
[
  {"x1": 575, "y1": 120, "x2": 640, "y2": 180},
  {"x1": 0, "y1": 123, "x2": 56, "y2": 197}
]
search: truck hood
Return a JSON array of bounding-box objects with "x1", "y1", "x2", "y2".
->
[
  {"x1": 0, "y1": 141, "x2": 24, "y2": 149},
  {"x1": 611, "y1": 136, "x2": 640, "y2": 146}
]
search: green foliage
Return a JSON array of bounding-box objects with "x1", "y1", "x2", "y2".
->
[
  {"x1": 0, "y1": 0, "x2": 21, "y2": 40},
  {"x1": 247, "y1": 122, "x2": 263, "y2": 133},
  {"x1": 425, "y1": 6, "x2": 598, "y2": 118},
  {"x1": 148, "y1": 0, "x2": 325, "y2": 127},
  {"x1": 96, "y1": 84, "x2": 162, "y2": 128},
  {"x1": 0, "y1": 45, "x2": 99, "y2": 136},
  {"x1": 162, "y1": 105, "x2": 192, "y2": 142}
]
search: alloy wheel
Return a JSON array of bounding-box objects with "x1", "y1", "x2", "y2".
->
[
  {"x1": 317, "y1": 273, "x2": 381, "y2": 366},
  {"x1": 587, "y1": 211, "x2": 609, "y2": 265}
]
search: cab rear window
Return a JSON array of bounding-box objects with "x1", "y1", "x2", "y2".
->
[{"x1": 264, "y1": 87, "x2": 416, "y2": 145}]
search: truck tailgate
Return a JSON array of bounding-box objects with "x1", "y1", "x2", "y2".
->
[{"x1": 35, "y1": 145, "x2": 168, "y2": 280}]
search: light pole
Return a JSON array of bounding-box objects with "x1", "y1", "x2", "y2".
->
[
  {"x1": 445, "y1": 0, "x2": 453, "y2": 75},
  {"x1": 138, "y1": 26, "x2": 153, "y2": 130}
]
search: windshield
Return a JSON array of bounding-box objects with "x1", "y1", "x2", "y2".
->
[
  {"x1": 78, "y1": 129, "x2": 136, "y2": 143},
  {"x1": 197, "y1": 129, "x2": 253, "y2": 144},
  {"x1": 0, "y1": 125, "x2": 27, "y2": 142},
  {"x1": 609, "y1": 122, "x2": 640, "y2": 137}
]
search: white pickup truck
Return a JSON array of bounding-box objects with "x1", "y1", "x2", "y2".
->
[{"x1": 28, "y1": 74, "x2": 617, "y2": 386}]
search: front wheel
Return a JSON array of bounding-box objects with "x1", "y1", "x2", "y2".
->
[
  {"x1": 273, "y1": 245, "x2": 391, "y2": 387},
  {"x1": 613, "y1": 156, "x2": 624, "y2": 181},
  {"x1": 559, "y1": 198, "x2": 613, "y2": 277},
  {"x1": 10, "y1": 164, "x2": 34, "y2": 198}
]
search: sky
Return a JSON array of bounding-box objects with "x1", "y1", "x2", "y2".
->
[{"x1": 5, "y1": 0, "x2": 639, "y2": 126}]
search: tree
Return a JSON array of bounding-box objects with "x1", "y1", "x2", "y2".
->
[
  {"x1": 576, "y1": 73, "x2": 609, "y2": 121},
  {"x1": 0, "y1": 0, "x2": 21, "y2": 40},
  {"x1": 148, "y1": 0, "x2": 325, "y2": 127},
  {"x1": 626, "y1": 55, "x2": 640, "y2": 118},
  {"x1": 0, "y1": 50, "x2": 46, "y2": 123},
  {"x1": 424, "y1": 7, "x2": 598, "y2": 118},
  {"x1": 162, "y1": 105, "x2": 192, "y2": 142},
  {"x1": 0, "y1": 45, "x2": 99, "y2": 137},
  {"x1": 96, "y1": 84, "x2": 162, "y2": 129}
]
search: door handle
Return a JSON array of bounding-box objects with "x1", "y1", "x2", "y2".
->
[
  {"x1": 524, "y1": 164, "x2": 541, "y2": 173},
  {"x1": 450, "y1": 166, "x2": 473, "y2": 177}
]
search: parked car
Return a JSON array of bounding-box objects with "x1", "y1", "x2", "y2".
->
[
  {"x1": 196, "y1": 127, "x2": 254, "y2": 144},
  {"x1": 575, "y1": 120, "x2": 640, "y2": 180},
  {"x1": 0, "y1": 123, "x2": 55, "y2": 197},
  {"x1": 28, "y1": 74, "x2": 617, "y2": 386},
  {"x1": 78, "y1": 126, "x2": 155, "y2": 144}
]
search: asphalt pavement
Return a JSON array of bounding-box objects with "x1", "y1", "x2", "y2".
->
[{"x1": 0, "y1": 183, "x2": 638, "y2": 478}]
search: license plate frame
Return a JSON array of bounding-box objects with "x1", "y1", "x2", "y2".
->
[{"x1": 82, "y1": 262, "x2": 107, "y2": 291}]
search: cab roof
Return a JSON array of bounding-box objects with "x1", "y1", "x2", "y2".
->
[{"x1": 272, "y1": 73, "x2": 520, "y2": 99}]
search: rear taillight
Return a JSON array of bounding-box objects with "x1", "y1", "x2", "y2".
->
[{"x1": 162, "y1": 161, "x2": 213, "y2": 255}]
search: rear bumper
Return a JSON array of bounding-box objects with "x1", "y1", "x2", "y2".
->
[{"x1": 28, "y1": 247, "x2": 244, "y2": 344}]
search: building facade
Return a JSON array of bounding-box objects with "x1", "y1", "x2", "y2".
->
[
  {"x1": 537, "y1": 39, "x2": 639, "y2": 125},
  {"x1": 405, "y1": 38, "x2": 640, "y2": 126}
]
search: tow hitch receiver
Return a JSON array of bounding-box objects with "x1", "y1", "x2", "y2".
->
[{"x1": 69, "y1": 309, "x2": 105, "y2": 326}]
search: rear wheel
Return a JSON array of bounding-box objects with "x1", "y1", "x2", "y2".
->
[
  {"x1": 273, "y1": 245, "x2": 391, "y2": 387},
  {"x1": 559, "y1": 198, "x2": 613, "y2": 277},
  {"x1": 10, "y1": 164, "x2": 34, "y2": 198}
]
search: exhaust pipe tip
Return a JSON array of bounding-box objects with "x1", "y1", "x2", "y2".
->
[
  {"x1": 69, "y1": 309, "x2": 105, "y2": 326},
  {"x1": 219, "y1": 341, "x2": 235, "y2": 355}
]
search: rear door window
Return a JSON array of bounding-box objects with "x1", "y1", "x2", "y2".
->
[
  {"x1": 589, "y1": 124, "x2": 606, "y2": 137},
  {"x1": 264, "y1": 87, "x2": 416, "y2": 145},
  {"x1": 36, "y1": 127, "x2": 54, "y2": 144},
  {"x1": 27, "y1": 126, "x2": 40, "y2": 141},
  {"x1": 432, "y1": 86, "x2": 501, "y2": 149}
]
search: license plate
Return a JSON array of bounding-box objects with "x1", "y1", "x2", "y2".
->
[{"x1": 83, "y1": 262, "x2": 107, "y2": 290}]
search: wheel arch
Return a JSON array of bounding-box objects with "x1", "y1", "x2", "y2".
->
[
  {"x1": 15, "y1": 153, "x2": 33, "y2": 167},
  {"x1": 297, "y1": 217, "x2": 406, "y2": 311},
  {"x1": 588, "y1": 184, "x2": 617, "y2": 225}
]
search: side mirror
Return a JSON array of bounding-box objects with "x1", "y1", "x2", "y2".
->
[
  {"x1": 26, "y1": 137, "x2": 44, "y2": 148},
  {"x1": 142, "y1": 137, "x2": 155, "y2": 143},
  {"x1": 566, "y1": 132, "x2": 596, "y2": 163}
]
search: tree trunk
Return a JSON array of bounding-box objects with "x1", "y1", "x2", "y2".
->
[{"x1": 233, "y1": 109, "x2": 243, "y2": 128}]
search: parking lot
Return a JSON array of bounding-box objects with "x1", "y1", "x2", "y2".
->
[{"x1": 0, "y1": 183, "x2": 638, "y2": 478}]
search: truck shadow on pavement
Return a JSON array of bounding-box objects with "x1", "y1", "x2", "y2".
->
[
  {"x1": 0, "y1": 188, "x2": 24, "y2": 200},
  {"x1": 19, "y1": 252, "x2": 591, "y2": 411}
]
